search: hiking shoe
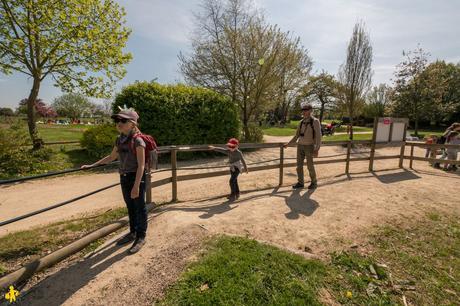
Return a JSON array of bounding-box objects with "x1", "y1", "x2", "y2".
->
[
  {"x1": 116, "y1": 232, "x2": 135, "y2": 246},
  {"x1": 307, "y1": 182, "x2": 318, "y2": 190},
  {"x1": 292, "y1": 182, "x2": 304, "y2": 189},
  {"x1": 128, "y1": 237, "x2": 146, "y2": 254},
  {"x1": 226, "y1": 194, "x2": 234, "y2": 199}
]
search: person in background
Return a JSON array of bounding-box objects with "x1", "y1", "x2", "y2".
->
[{"x1": 445, "y1": 131, "x2": 460, "y2": 171}]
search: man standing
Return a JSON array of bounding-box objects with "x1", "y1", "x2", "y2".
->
[{"x1": 284, "y1": 102, "x2": 322, "y2": 189}]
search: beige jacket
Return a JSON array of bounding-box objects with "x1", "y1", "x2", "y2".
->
[{"x1": 287, "y1": 116, "x2": 322, "y2": 150}]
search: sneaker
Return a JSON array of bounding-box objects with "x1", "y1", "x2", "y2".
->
[
  {"x1": 226, "y1": 194, "x2": 234, "y2": 199},
  {"x1": 116, "y1": 232, "x2": 135, "y2": 246},
  {"x1": 292, "y1": 182, "x2": 304, "y2": 189},
  {"x1": 235, "y1": 193, "x2": 240, "y2": 200},
  {"x1": 128, "y1": 237, "x2": 145, "y2": 254},
  {"x1": 307, "y1": 182, "x2": 317, "y2": 190}
]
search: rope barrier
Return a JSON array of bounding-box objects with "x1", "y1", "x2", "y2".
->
[
  {"x1": 0, "y1": 182, "x2": 120, "y2": 227},
  {"x1": 176, "y1": 158, "x2": 281, "y2": 171},
  {"x1": 0, "y1": 162, "x2": 119, "y2": 185}
]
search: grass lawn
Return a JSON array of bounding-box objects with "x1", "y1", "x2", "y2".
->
[
  {"x1": 160, "y1": 212, "x2": 460, "y2": 305},
  {"x1": 0, "y1": 207, "x2": 128, "y2": 278},
  {"x1": 37, "y1": 124, "x2": 88, "y2": 142}
]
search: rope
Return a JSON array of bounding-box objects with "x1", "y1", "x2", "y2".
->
[
  {"x1": 0, "y1": 182, "x2": 120, "y2": 227},
  {"x1": 176, "y1": 158, "x2": 281, "y2": 171},
  {"x1": 0, "y1": 162, "x2": 119, "y2": 185}
]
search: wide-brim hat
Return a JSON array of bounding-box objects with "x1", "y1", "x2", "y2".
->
[{"x1": 301, "y1": 102, "x2": 313, "y2": 111}]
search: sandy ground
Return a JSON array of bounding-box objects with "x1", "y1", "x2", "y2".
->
[{"x1": 1, "y1": 135, "x2": 459, "y2": 305}]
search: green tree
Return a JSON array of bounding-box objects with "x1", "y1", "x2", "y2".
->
[
  {"x1": 391, "y1": 46, "x2": 430, "y2": 135},
  {"x1": 416, "y1": 60, "x2": 460, "y2": 125},
  {"x1": 364, "y1": 83, "x2": 392, "y2": 118},
  {"x1": 0, "y1": 107, "x2": 14, "y2": 116},
  {"x1": 0, "y1": 0, "x2": 132, "y2": 148},
  {"x1": 52, "y1": 93, "x2": 91, "y2": 120},
  {"x1": 302, "y1": 71, "x2": 339, "y2": 123}
]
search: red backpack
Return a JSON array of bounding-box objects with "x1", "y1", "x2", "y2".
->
[{"x1": 129, "y1": 133, "x2": 158, "y2": 170}]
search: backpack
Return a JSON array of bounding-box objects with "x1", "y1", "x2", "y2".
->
[{"x1": 129, "y1": 133, "x2": 159, "y2": 170}]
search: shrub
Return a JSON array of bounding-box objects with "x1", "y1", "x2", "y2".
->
[
  {"x1": 241, "y1": 123, "x2": 264, "y2": 143},
  {"x1": 0, "y1": 123, "x2": 53, "y2": 179},
  {"x1": 81, "y1": 124, "x2": 118, "y2": 158},
  {"x1": 113, "y1": 82, "x2": 240, "y2": 146}
]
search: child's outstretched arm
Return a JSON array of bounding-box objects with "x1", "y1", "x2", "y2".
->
[
  {"x1": 208, "y1": 145, "x2": 228, "y2": 154},
  {"x1": 81, "y1": 146, "x2": 118, "y2": 169}
]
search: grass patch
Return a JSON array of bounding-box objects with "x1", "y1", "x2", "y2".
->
[
  {"x1": 0, "y1": 207, "x2": 127, "y2": 277},
  {"x1": 160, "y1": 236, "x2": 327, "y2": 305},
  {"x1": 37, "y1": 124, "x2": 87, "y2": 142},
  {"x1": 160, "y1": 212, "x2": 460, "y2": 305}
]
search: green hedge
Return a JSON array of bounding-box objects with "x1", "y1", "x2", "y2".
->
[
  {"x1": 81, "y1": 124, "x2": 118, "y2": 158},
  {"x1": 113, "y1": 82, "x2": 240, "y2": 146}
]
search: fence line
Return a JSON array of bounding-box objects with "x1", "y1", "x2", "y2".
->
[{"x1": 2, "y1": 140, "x2": 459, "y2": 227}]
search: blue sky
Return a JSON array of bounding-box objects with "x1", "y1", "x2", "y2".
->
[{"x1": 1, "y1": 0, "x2": 459, "y2": 109}]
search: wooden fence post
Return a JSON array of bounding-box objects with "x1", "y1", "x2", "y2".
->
[
  {"x1": 368, "y1": 118, "x2": 378, "y2": 172},
  {"x1": 279, "y1": 144, "x2": 284, "y2": 186},
  {"x1": 409, "y1": 144, "x2": 414, "y2": 169},
  {"x1": 171, "y1": 147, "x2": 178, "y2": 202},
  {"x1": 345, "y1": 140, "x2": 352, "y2": 174},
  {"x1": 398, "y1": 122, "x2": 408, "y2": 168}
]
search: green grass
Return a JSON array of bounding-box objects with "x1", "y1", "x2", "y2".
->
[
  {"x1": 37, "y1": 124, "x2": 88, "y2": 142},
  {"x1": 160, "y1": 212, "x2": 460, "y2": 305},
  {"x1": 160, "y1": 236, "x2": 326, "y2": 305},
  {"x1": 408, "y1": 130, "x2": 444, "y2": 139},
  {"x1": 263, "y1": 124, "x2": 372, "y2": 137},
  {"x1": 0, "y1": 207, "x2": 128, "y2": 277}
]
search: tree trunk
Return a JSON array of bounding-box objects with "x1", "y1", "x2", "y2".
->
[
  {"x1": 27, "y1": 77, "x2": 43, "y2": 150},
  {"x1": 242, "y1": 99, "x2": 250, "y2": 141},
  {"x1": 319, "y1": 100, "x2": 325, "y2": 124}
]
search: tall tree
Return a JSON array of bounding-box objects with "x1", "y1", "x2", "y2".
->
[
  {"x1": 391, "y1": 46, "x2": 430, "y2": 135},
  {"x1": 0, "y1": 0, "x2": 131, "y2": 148},
  {"x1": 52, "y1": 93, "x2": 91, "y2": 121},
  {"x1": 180, "y1": 0, "x2": 311, "y2": 139},
  {"x1": 337, "y1": 21, "x2": 373, "y2": 139},
  {"x1": 302, "y1": 71, "x2": 339, "y2": 123}
]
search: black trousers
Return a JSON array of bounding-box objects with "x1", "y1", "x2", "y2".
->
[
  {"x1": 229, "y1": 167, "x2": 240, "y2": 195},
  {"x1": 120, "y1": 172, "x2": 147, "y2": 238}
]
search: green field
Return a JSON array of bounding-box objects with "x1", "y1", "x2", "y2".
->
[
  {"x1": 37, "y1": 124, "x2": 88, "y2": 142},
  {"x1": 160, "y1": 212, "x2": 460, "y2": 305}
]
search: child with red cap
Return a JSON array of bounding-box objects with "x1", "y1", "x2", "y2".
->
[{"x1": 209, "y1": 138, "x2": 248, "y2": 201}]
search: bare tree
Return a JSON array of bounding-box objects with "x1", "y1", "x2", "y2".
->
[
  {"x1": 180, "y1": 0, "x2": 311, "y2": 139},
  {"x1": 337, "y1": 21, "x2": 373, "y2": 139}
]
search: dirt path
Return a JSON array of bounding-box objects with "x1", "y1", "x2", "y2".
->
[{"x1": 5, "y1": 136, "x2": 458, "y2": 304}]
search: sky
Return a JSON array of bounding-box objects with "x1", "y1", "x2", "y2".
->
[{"x1": 1, "y1": 0, "x2": 459, "y2": 109}]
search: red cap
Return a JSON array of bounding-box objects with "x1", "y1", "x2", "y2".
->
[{"x1": 226, "y1": 138, "x2": 239, "y2": 148}]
